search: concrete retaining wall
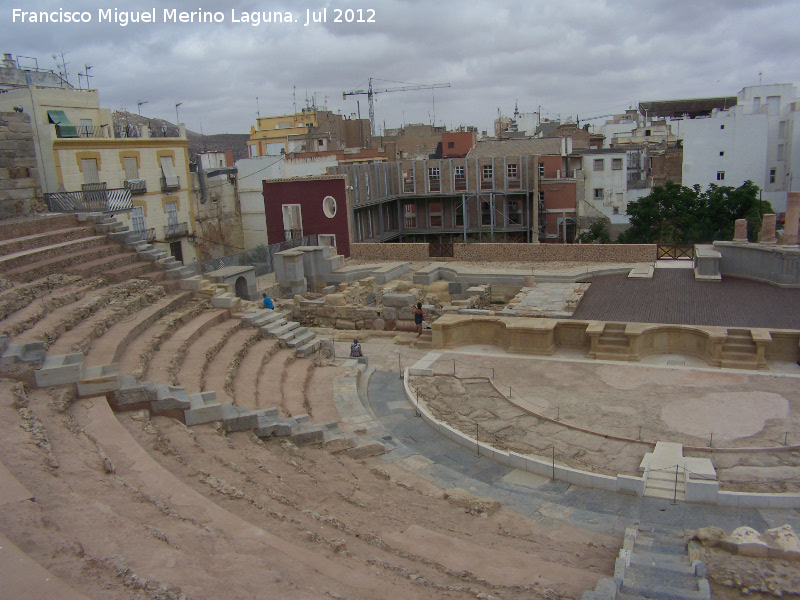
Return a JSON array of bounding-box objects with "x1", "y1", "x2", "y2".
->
[
  {"x1": 714, "y1": 241, "x2": 800, "y2": 288},
  {"x1": 351, "y1": 242, "x2": 657, "y2": 263}
]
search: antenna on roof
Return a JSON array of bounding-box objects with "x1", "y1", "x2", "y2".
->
[
  {"x1": 256, "y1": 96, "x2": 260, "y2": 119},
  {"x1": 51, "y1": 52, "x2": 70, "y2": 86}
]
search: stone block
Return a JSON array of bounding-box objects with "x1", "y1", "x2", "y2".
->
[
  {"x1": 380, "y1": 307, "x2": 397, "y2": 320},
  {"x1": 34, "y1": 353, "x2": 84, "y2": 387},
  {"x1": 322, "y1": 285, "x2": 336, "y2": 295},
  {"x1": 763, "y1": 525, "x2": 800, "y2": 559},
  {"x1": 184, "y1": 391, "x2": 225, "y2": 426},
  {"x1": 720, "y1": 526, "x2": 769, "y2": 558},
  {"x1": 336, "y1": 318, "x2": 356, "y2": 330},
  {"x1": 114, "y1": 378, "x2": 157, "y2": 407},
  {"x1": 346, "y1": 440, "x2": 386, "y2": 459},
  {"x1": 76, "y1": 364, "x2": 121, "y2": 396},
  {"x1": 224, "y1": 407, "x2": 259, "y2": 432},
  {"x1": 0, "y1": 341, "x2": 46, "y2": 377},
  {"x1": 398, "y1": 306, "x2": 414, "y2": 320},
  {"x1": 324, "y1": 293, "x2": 346, "y2": 306},
  {"x1": 290, "y1": 425, "x2": 325, "y2": 446},
  {"x1": 382, "y1": 293, "x2": 415, "y2": 308},
  {"x1": 151, "y1": 384, "x2": 190, "y2": 412}
]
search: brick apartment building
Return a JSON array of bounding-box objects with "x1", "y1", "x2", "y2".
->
[{"x1": 330, "y1": 137, "x2": 577, "y2": 244}]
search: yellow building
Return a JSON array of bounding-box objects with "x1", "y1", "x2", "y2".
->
[
  {"x1": 247, "y1": 108, "x2": 369, "y2": 157},
  {"x1": 51, "y1": 130, "x2": 196, "y2": 264}
]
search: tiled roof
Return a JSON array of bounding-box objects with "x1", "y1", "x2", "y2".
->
[{"x1": 467, "y1": 137, "x2": 563, "y2": 159}]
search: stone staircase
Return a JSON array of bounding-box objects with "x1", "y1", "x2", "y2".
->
[
  {"x1": 582, "y1": 523, "x2": 710, "y2": 600},
  {"x1": 242, "y1": 308, "x2": 321, "y2": 357},
  {"x1": 720, "y1": 328, "x2": 759, "y2": 369},
  {"x1": 594, "y1": 323, "x2": 631, "y2": 360}
]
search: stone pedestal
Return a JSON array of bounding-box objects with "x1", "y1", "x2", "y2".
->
[
  {"x1": 785, "y1": 192, "x2": 800, "y2": 246},
  {"x1": 733, "y1": 218, "x2": 748, "y2": 242},
  {"x1": 760, "y1": 214, "x2": 777, "y2": 244}
]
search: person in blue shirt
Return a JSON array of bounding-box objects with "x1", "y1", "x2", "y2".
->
[{"x1": 262, "y1": 293, "x2": 274, "y2": 310}]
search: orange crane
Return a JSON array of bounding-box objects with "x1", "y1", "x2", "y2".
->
[{"x1": 343, "y1": 77, "x2": 451, "y2": 137}]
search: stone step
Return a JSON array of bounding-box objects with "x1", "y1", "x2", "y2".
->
[
  {"x1": 265, "y1": 321, "x2": 300, "y2": 338},
  {"x1": 643, "y1": 487, "x2": 686, "y2": 501},
  {"x1": 0, "y1": 226, "x2": 96, "y2": 256},
  {"x1": 287, "y1": 330, "x2": 315, "y2": 348},
  {"x1": 252, "y1": 311, "x2": 284, "y2": 327},
  {"x1": 295, "y1": 338, "x2": 321, "y2": 357},
  {"x1": 0, "y1": 234, "x2": 109, "y2": 270},
  {"x1": 620, "y1": 578, "x2": 709, "y2": 600},
  {"x1": 166, "y1": 266, "x2": 194, "y2": 279},
  {"x1": 629, "y1": 554, "x2": 694, "y2": 574},
  {"x1": 278, "y1": 326, "x2": 308, "y2": 342}
]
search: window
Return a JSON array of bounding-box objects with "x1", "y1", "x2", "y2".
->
[
  {"x1": 428, "y1": 166, "x2": 440, "y2": 191},
  {"x1": 645, "y1": 129, "x2": 651, "y2": 137},
  {"x1": 719, "y1": 151, "x2": 724, "y2": 157},
  {"x1": 318, "y1": 139, "x2": 324, "y2": 147},
  {"x1": 160, "y1": 156, "x2": 179, "y2": 189},
  {"x1": 779, "y1": 121, "x2": 789, "y2": 138},
  {"x1": 753, "y1": 96, "x2": 761, "y2": 109},
  {"x1": 429, "y1": 202, "x2": 442, "y2": 227},
  {"x1": 123, "y1": 156, "x2": 139, "y2": 180},
  {"x1": 322, "y1": 195, "x2": 337, "y2": 218},
  {"x1": 81, "y1": 158, "x2": 99, "y2": 184},
  {"x1": 778, "y1": 144, "x2": 786, "y2": 161},
  {"x1": 593, "y1": 159, "x2": 604, "y2": 171},
  {"x1": 403, "y1": 203, "x2": 417, "y2": 227},
  {"x1": 481, "y1": 200, "x2": 492, "y2": 225},
  {"x1": 717, "y1": 171, "x2": 725, "y2": 181},
  {"x1": 507, "y1": 199, "x2": 522, "y2": 225},
  {"x1": 282, "y1": 204, "x2": 303, "y2": 239},
  {"x1": 612, "y1": 158, "x2": 623, "y2": 170},
  {"x1": 507, "y1": 163, "x2": 518, "y2": 179},
  {"x1": 770, "y1": 169, "x2": 776, "y2": 184},
  {"x1": 402, "y1": 168, "x2": 414, "y2": 192},
  {"x1": 130, "y1": 206, "x2": 145, "y2": 237},
  {"x1": 318, "y1": 234, "x2": 336, "y2": 250},
  {"x1": 538, "y1": 163, "x2": 545, "y2": 178},
  {"x1": 447, "y1": 141, "x2": 455, "y2": 149},
  {"x1": 594, "y1": 188, "x2": 603, "y2": 199},
  {"x1": 767, "y1": 96, "x2": 780, "y2": 116},
  {"x1": 613, "y1": 207, "x2": 620, "y2": 215},
  {"x1": 454, "y1": 165, "x2": 465, "y2": 178},
  {"x1": 720, "y1": 124, "x2": 725, "y2": 130},
  {"x1": 455, "y1": 201, "x2": 465, "y2": 226},
  {"x1": 166, "y1": 201, "x2": 179, "y2": 235},
  {"x1": 482, "y1": 164, "x2": 493, "y2": 180}
]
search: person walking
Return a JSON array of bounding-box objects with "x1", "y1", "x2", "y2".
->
[{"x1": 412, "y1": 302, "x2": 425, "y2": 337}]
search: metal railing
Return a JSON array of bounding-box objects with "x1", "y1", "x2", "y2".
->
[
  {"x1": 45, "y1": 186, "x2": 132, "y2": 213},
  {"x1": 403, "y1": 179, "x2": 415, "y2": 193},
  {"x1": 161, "y1": 176, "x2": 180, "y2": 192},
  {"x1": 125, "y1": 179, "x2": 147, "y2": 194},
  {"x1": 163, "y1": 222, "x2": 189, "y2": 239},
  {"x1": 55, "y1": 124, "x2": 110, "y2": 139}
]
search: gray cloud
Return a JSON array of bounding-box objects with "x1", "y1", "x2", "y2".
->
[{"x1": 3, "y1": 0, "x2": 799, "y2": 134}]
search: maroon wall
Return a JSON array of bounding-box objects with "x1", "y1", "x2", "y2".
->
[{"x1": 262, "y1": 178, "x2": 351, "y2": 257}]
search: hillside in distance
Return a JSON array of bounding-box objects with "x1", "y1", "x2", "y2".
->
[{"x1": 112, "y1": 111, "x2": 250, "y2": 161}]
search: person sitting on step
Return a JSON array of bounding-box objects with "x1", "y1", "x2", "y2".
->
[{"x1": 350, "y1": 338, "x2": 363, "y2": 357}]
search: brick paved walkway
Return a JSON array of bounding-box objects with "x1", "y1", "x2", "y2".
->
[{"x1": 571, "y1": 269, "x2": 800, "y2": 328}]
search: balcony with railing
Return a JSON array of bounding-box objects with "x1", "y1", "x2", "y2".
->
[
  {"x1": 428, "y1": 178, "x2": 441, "y2": 192},
  {"x1": 161, "y1": 175, "x2": 181, "y2": 192},
  {"x1": 454, "y1": 176, "x2": 467, "y2": 191},
  {"x1": 54, "y1": 124, "x2": 111, "y2": 139},
  {"x1": 125, "y1": 179, "x2": 147, "y2": 194},
  {"x1": 45, "y1": 185, "x2": 132, "y2": 213},
  {"x1": 163, "y1": 222, "x2": 189, "y2": 239},
  {"x1": 480, "y1": 178, "x2": 494, "y2": 190},
  {"x1": 402, "y1": 178, "x2": 415, "y2": 193},
  {"x1": 507, "y1": 177, "x2": 521, "y2": 190},
  {"x1": 130, "y1": 228, "x2": 156, "y2": 243}
]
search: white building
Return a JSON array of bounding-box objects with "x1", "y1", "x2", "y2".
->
[
  {"x1": 671, "y1": 83, "x2": 799, "y2": 212},
  {"x1": 236, "y1": 155, "x2": 337, "y2": 249},
  {"x1": 570, "y1": 147, "x2": 650, "y2": 234}
]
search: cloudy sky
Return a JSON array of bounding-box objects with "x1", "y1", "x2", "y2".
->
[{"x1": 4, "y1": 0, "x2": 800, "y2": 135}]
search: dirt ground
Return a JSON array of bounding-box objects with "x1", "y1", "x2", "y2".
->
[{"x1": 0, "y1": 377, "x2": 620, "y2": 600}]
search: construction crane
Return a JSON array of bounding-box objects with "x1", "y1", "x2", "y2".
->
[
  {"x1": 343, "y1": 78, "x2": 451, "y2": 137},
  {"x1": 575, "y1": 113, "x2": 615, "y2": 127}
]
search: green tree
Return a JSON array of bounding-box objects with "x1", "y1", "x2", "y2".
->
[
  {"x1": 618, "y1": 180, "x2": 772, "y2": 244},
  {"x1": 577, "y1": 217, "x2": 611, "y2": 244}
]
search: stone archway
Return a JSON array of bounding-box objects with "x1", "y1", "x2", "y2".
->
[{"x1": 234, "y1": 276, "x2": 248, "y2": 299}]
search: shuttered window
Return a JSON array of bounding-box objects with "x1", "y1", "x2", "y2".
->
[
  {"x1": 160, "y1": 156, "x2": 179, "y2": 187},
  {"x1": 81, "y1": 158, "x2": 99, "y2": 184},
  {"x1": 123, "y1": 157, "x2": 139, "y2": 180}
]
